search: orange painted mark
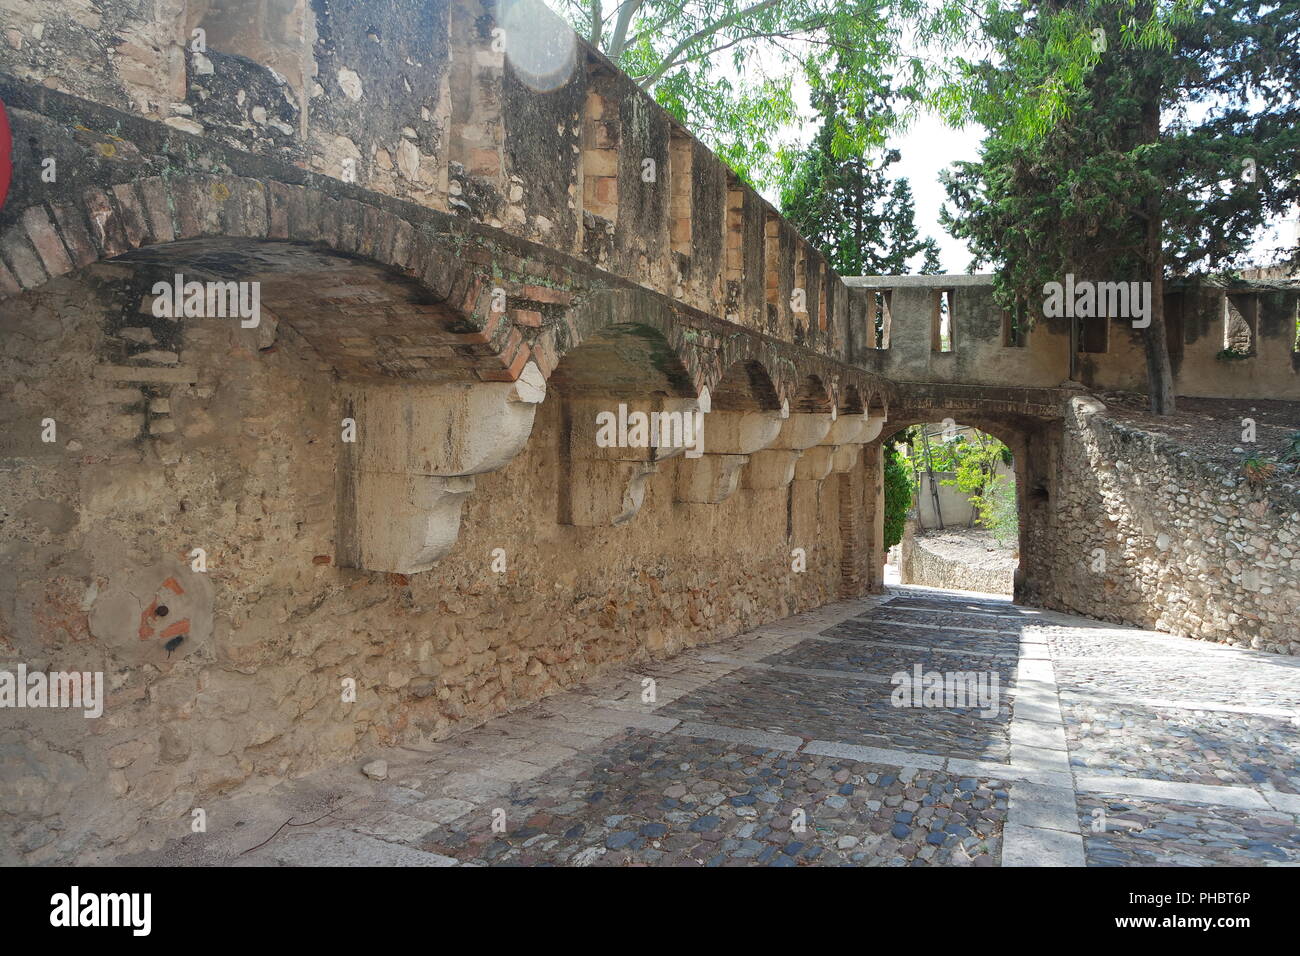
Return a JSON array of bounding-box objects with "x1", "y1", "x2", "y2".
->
[
  {"x1": 139, "y1": 598, "x2": 158, "y2": 639},
  {"x1": 161, "y1": 577, "x2": 184, "y2": 595},
  {"x1": 160, "y1": 619, "x2": 190, "y2": 640}
]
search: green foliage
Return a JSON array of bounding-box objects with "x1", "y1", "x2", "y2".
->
[
  {"x1": 945, "y1": 437, "x2": 1007, "y2": 496},
  {"x1": 915, "y1": 430, "x2": 1018, "y2": 546},
  {"x1": 780, "y1": 107, "x2": 942, "y2": 275},
  {"x1": 913, "y1": 433, "x2": 1001, "y2": 476},
  {"x1": 551, "y1": 0, "x2": 921, "y2": 189},
  {"x1": 1241, "y1": 454, "x2": 1277, "y2": 485},
  {"x1": 972, "y1": 474, "x2": 1019, "y2": 547},
  {"x1": 1282, "y1": 432, "x2": 1300, "y2": 464},
  {"x1": 883, "y1": 442, "x2": 915, "y2": 551},
  {"x1": 937, "y1": 0, "x2": 1300, "y2": 318}
]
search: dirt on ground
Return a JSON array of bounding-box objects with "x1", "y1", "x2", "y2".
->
[
  {"x1": 1095, "y1": 392, "x2": 1300, "y2": 477},
  {"x1": 916, "y1": 527, "x2": 1018, "y2": 564}
]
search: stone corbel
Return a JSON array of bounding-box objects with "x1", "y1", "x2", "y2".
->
[
  {"x1": 339, "y1": 362, "x2": 546, "y2": 573},
  {"x1": 563, "y1": 396, "x2": 701, "y2": 525},
  {"x1": 830, "y1": 444, "x2": 863, "y2": 474},
  {"x1": 801, "y1": 411, "x2": 887, "y2": 479},
  {"x1": 675, "y1": 409, "x2": 783, "y2": 503},
  {"x1": 793, "y1": 445, "x2": 837, "y2": 481},
  {"x1": 744, "y1": 409, "x2": 834, "y2": 490}
]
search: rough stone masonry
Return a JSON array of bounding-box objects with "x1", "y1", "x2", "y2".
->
[{"x1": 0, "y1": 0, "x2": 1296, "y2": 863}]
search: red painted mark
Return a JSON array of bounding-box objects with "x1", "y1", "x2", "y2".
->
[{"x1": 137, "y1": 582, "x2": 190, "y2": 640}]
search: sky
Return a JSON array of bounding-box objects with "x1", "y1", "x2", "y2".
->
[
  {"x1": 837, "y1": 110, "x2": 984, "y2": 274},
  {"x1": 741, "y1": 30, "x2": 985, "y2": 275}
]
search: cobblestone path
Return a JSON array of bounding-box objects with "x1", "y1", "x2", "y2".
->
[{"x1": 132, "y1": 586, "x2": 1300, "y2": 867}]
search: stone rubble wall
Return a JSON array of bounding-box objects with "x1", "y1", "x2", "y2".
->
[
  {"x1": 0, "y1": 267, "x2": 866, "y2": 864},
  {"x1": 898, "y1": 522, "x2": 1015, "y2": 595},
  {"x1": 1043, "y1": 396, "x2": 1300, "y2": 654}
]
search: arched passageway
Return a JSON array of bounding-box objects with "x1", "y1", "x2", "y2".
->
[{"x1": 868, "y1": 401, "x2": 1061, "y2": 604}]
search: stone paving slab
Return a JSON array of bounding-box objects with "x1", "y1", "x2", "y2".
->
[
  {"x1": 1062, "y1": 699, "x2": 1300, "y2": 793},
  {"x1": 1074, "y1": 774, "x2": 1272, "y2": 810},
  {"x1": 1007, "y1": 782, "x2": 1080, "y2": 833},
  {"x1": 1077, "y1": 793, "x2": 1300, "y2": 866},
  {"x1": 116, "y1": 586, "x2": 1299, "y2": 867},
  {"x1": 1001, "y1": 823, "x2": 1086, "y2": 867}
]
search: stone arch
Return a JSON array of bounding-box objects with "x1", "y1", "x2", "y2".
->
[
  {"x1": 874, "y1": 405, "x2": 1056, "y2": 602},
  {"x1": 548, "y1": 322, "x2": 697, "y2": 400},
  {"x1": 840, "y1": 384, "x2": 865, "y2": 416},
  {"x1": 551, "y1": 288, "x2": 705, "y2": 395},
  {"x1": 710, "y1": 359, "x2": 782, "y2": 413},
  {"x1": 792, "y1": 374, "x2": 834, "y2": 414},
  {"x1": 549, "y1": 314, "x2": 702, "y2": 527},
  {"x1": 0, "y1": 178, "x2": 564, "y2": 575},
  {"x1": 0, "y1": 176, "x2": 543, "y2": 384}
]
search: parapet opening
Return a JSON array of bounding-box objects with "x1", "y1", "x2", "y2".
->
[
  {"x1": 1001, "y1": 296, "x2": 1028, "y2": 348},
  {"x1": 932, "y1": 289, "x2": 955, "y2": 352},
  {"x1": 1223, "y1": 293, "x2": 1258, "y2": 357},
  {"x1": 1078, "y1": 316, "x2": 1109, "y2": 354},
  {"x1": 874, "y1": 289, "x2": 894, "y2": 350}
]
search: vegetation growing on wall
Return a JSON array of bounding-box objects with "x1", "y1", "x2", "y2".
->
[{"x1": 883, "y1": 429, "x2": 916, "y2": 550}]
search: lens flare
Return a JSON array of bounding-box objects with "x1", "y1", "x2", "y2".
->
[{"x1": 502, "y1": 0, "x2": 577, "y2": 94}]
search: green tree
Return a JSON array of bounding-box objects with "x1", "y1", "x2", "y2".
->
[
  {"x1": 935, "y1": 0, "x2": 1300, "y2": 414},
  {"x1": 550, "y1": 0, "x2": 923, "y2": 186},
  {"x1": 780, "y1": 112, "x2": 942, "y2": 276}
]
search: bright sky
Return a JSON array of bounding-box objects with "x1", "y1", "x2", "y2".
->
[
  {"x1": 860, "y1": 112, "x2": 984, "y2": 274},
  {"x1": 742, "y1": 32, "x2": 985, "y2": 275}
]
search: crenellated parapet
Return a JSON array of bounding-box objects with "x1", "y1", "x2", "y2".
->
[{"x1": 0, "y1": 0, "x2": 857, "y2": 366}]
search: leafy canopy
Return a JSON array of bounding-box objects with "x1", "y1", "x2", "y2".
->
[{"x1": 550, "y1": 0, "x2": 925, "y2": 186}]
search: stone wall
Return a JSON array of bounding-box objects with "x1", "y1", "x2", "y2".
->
[
  {"x1": 0, "y1": 262, "x2": 867, "y2": 865},
  {"x1": 1037, "y1": 396, "x2": 1300, "y2": 654},
  {"x1": 899, "y1": 523, "x2": 1015, "y2": 595},
  {"x1": 847, "y1": 275, "x2": 1300, "y2": 401}
]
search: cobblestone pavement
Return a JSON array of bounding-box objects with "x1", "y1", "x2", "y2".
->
[{"x1": 126, "y1": 585, "x2": 1300, "y2": 867}]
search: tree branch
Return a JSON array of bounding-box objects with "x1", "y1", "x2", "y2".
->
[
  {"x1": 638, "y1": 0, "x2": 787, "y2": 87},
  {"x1": 607, "y1": 0, "x2": 645, "y2": 58}
]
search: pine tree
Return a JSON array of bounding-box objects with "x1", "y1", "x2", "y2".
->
[{"x1": 781, "y1": 99, "x2": 941, "y2": 277}]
